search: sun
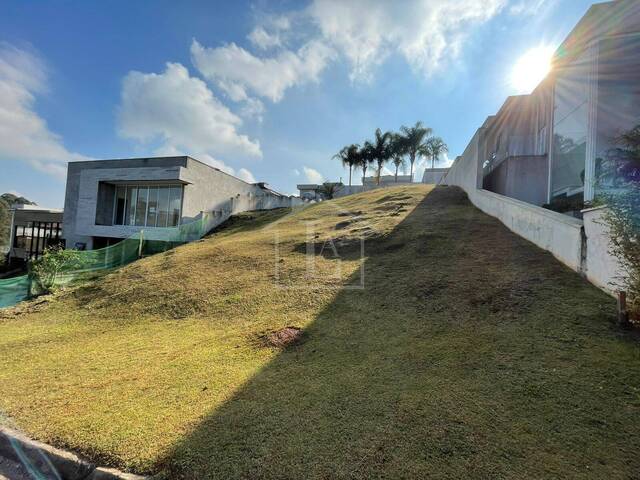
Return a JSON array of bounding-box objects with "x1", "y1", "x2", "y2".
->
[{"x1": 510, "y1": 46, "x2": 555, "y2": 93}]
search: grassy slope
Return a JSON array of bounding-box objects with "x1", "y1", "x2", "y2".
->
[{"x1": 0, "y1": 185, "x2": 639, "y2": 479}]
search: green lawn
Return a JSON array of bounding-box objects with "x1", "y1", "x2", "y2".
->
[{"x1": 0, "y1": 185, "x2": 639, "y2": 479}]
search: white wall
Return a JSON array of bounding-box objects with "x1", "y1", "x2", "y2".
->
[
  {"x1": 442, "y1": 125, "x2": 622, "y2": 293},
  {"x1": 582, "y1": 206, "x2": 626, "y2": 292},
  {"x1": 422, "y1": 168, "x2": 449, "y2": 185}
]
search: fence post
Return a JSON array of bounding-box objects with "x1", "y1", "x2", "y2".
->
[{"x1": 138, "y1": 230, "x2": 144, "y2": 258}]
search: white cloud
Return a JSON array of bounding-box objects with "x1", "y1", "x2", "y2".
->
[
  {"x1": 292, "y1": 168, "x2": 300, "y2": 176},
  {"x1": 239, "y1": 97, "x2": 266, "y2": 122},
  {"x1": 248, "y1": 27, "x2": 283, "y2": 50},
  {"x1": 191, "y1": 39, "x2": 334, "y2": 103},
  {"x1": 307, "y1": 0, "x2": 506, "y2": 81},
  {"x1": 248, "y1": 14, "x2": 291, "y2": 50},
  {"x1": 0, "y1": 43, "x2": 88, "y2": 179},
  {"x1": 117, "y1": 62, "x2": 261, "y2": 159},
  {"x1": 509, "y1": 0, "x2": 549, "y2": 16},
  {"x1": 237, "y1": 168, "x2": 256, "y2": 183},
  {"x1": 156, "y1": 148, "x2": 258, "y2": 184},
  {"x1": 303, "y1": 166, "x2": 323, "y2": 184}
]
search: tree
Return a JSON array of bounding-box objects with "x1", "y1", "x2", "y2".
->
[
  {"x1": 425, "y1": 136, "x2": 448, "y2": 169},
  {"x1": 333, "y1": 144, "x2": 360, "y2": 186},
  {"x1": 319, "y1": 182, "x2": 341, "y2": 200},
  {"x1": 399, "y1": 121, "x2": 432, "y2": 181},
  {"x1": 358, "y1": 142, "x2": 375, "y2": 186},
  {"x1": 30, "y1": 246, "x2": 82, "y2": 293},
  {"x1": 370, "y1": 128, "x2": 392, "y2": 185},
  {"x1": 390, "y1": 134, "x2": 408, "y2": 182}
]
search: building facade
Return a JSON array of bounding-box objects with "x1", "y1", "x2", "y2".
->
[
  {"x1": 7, "y1": 206, "x2": 63, "y2": 264},
  {"x1": 63, "y1": 156, "x2": 297, "y2": 250},
  {"x1": 477, "y1": 0, "x2": 640, "y2": 213},
  {"x1": 443, "y1": 0, "x2": 639, "y2": 293}
]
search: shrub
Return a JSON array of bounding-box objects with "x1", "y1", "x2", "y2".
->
[
  {"x1": 30, "y1": 246, "x2": 82, "y2": 293},
  {"x1": 597, "y1": 125, "x2": 640, "y2": 320},
  {"x1": 601, "y1": 184, "x2": 640, "y2": 319}
]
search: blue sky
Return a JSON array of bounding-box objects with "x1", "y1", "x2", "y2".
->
[{"x1": 0, "y1": 0, "x2": 595, "y2": 207}]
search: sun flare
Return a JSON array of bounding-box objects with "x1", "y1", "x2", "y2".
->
[{"x1": 510, "y1": 46, "x2": 555, "y2": 93}]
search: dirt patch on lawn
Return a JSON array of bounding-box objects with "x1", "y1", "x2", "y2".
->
[{"x1": 256, "y1": 327, "x2": 304, "y2": 349}]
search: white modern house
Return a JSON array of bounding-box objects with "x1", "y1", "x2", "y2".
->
[
  {"x1": 443, "y1": 0, "x2": 639, "y2": 293},
  {"x1": 63, "y1": 156, "x2": 299, "y2": 250}
]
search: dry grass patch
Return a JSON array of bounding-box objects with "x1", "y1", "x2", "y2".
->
[{"x1": 0, "y1": 185, "x2": 639, "y2": 479}]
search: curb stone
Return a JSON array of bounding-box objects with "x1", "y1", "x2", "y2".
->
[{"x1": 0, "y1": 427, "x2": 146, "y2": 480}]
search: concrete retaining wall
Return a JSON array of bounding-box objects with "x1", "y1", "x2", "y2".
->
[
  {"x1": 582, "y1": 206, "x2": 626, "y2": 292},
  {"x1": 442, "y1": 129, "x2": 625, "y2": 294}
]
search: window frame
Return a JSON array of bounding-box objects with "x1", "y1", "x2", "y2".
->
[{"x1": 110, "y1": 184, "x2": 184, "y2": 228}]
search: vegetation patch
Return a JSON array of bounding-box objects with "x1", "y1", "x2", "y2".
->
[{"x1": 0, "y1": 186, "x2": 638, "y2": 479}]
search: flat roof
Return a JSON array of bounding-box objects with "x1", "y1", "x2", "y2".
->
[{"x1": 10, "y1": 205, "x2": 63, "y2": 213}]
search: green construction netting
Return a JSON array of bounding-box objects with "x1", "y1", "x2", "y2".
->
[
  {"x1": 0, "y1": 211, "x2": 219, "y2": 309},
  {"x1": 0, "y1": 275, "x2": 31, "y2": 308}
]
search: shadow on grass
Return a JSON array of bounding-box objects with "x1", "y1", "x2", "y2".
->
[
  {"x1": 206, "y1": 208, "x2": 294, "y2": 238},
  {"x1": 157, "y1": 187, "x2": 639, "y2": 479}
]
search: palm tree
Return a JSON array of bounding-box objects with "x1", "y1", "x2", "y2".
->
[
  {"x1": 399, "y1": 121, "x2": 432, "y2": 181},
  {"x1": 333, "y1": 144, "x2": 360, "y2": 186},
  {"x1": 425, "y1": 136, "x2": 448, "y2": 169},
  {"x1": 358, "y1": 142, "x2": 375, "y2": 186},
  {"x1": 370, "y1": 128, "x2": 392, "y2": 185},
  {"x1": 390, "y1": 134, "x2": 408, "y2": 182}
]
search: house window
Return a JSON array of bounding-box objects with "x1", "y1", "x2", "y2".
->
[
  {"x1": 593, "y1": 34, "x2": 640, "y2": 197},
  {"x1": 550, "y1": 49, "x2": 591, "y2": 202},
  {"x1": 113, "y1": 184, "x2": 183, "y2": 227}
]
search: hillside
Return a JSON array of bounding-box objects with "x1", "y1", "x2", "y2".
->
[
  {"x1": 0, "y1": 185, "x2": 638, "y2": 479},
  {"x1": 0, "y1": 193, "x2": 35, "y2": 253}
]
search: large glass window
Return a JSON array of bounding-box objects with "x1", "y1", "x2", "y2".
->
[
  {"x1": 114, "y1": 186, "x2": 126, "y2": 225},
  {"x1": 134, "y1": 187, "x2": 148, "y2": 226},
  {"x1": 157, "y1": 187, "x2": 170, "y2": 227},
  {"x1": 594, "y1": 34, "x2": 640, "y2": 196},
  {"x1": 550, "y1": 50, "x2": 591, "y2": 202},
  {"x1": 112, "y1": 185, "x2": 183, "y2": 227},
  {"x1": 147, "y1": 187, "x2": 158, "y2": 227},
  {"x1": 168, "y1": 186, "x2": 182, "y2": 227},
  {"x1": 126, "y1": 187, "x2": 138, "y2": 226}
]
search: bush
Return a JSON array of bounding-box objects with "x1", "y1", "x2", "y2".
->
[
  {"x1": 601, "y1": 184, "x2": 640, "y2": 319},
  {"x1": 598, "y1": 126, "x2": 640, "y2": 320},
  {"x1": 30, "y1": 246, "x2": 82, "y2": 293}
]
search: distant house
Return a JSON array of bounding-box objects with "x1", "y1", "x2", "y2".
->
[
  {"x1": 362, "y1": 175, "x2": 412, "y2": 187},
  {"x1": 298, "y1": 174, "x2": 415, "y2": 201},
  {"x1": 7, "y1": 205, "x2": 63, "y2": 264},
  {"x1": 297, "y1": 182, "x2": 344, "y2": 201},
  {"x1": 63, "y1": 156, "x2": 298, "y2": 250}
]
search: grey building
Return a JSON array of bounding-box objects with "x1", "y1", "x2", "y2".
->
[
  {"x1": 63, "y1": 156, "x2": 297, "y2": 249},
  {"x1": 7, "y1": 205, "x2": 63, "y2": 264},
  {"x1": 478, "y1": 0, "x2": 640, "y2": 212}
]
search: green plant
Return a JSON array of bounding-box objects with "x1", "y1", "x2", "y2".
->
[
  {"x1": 369, "y1": 128, "x2": 392, "y2": 185},
  {"x1": 358, "y1": 142, "x2": 375, "y2": 183},
  {"x1": 333, "y1": 144, "x2": 360, "y2": 186},
  {"x1": 390, "y1": 134, "x2": 408, "y2": 182},
  {"x1": 424, "y1": 136, "x2": 448, "y2": 169},
  {"x1": 596, "y1": 127, "x2": 640, "y2": 320},
  {"x1": 30, "y1": 246, "x2": 82, "y2": 293},
  {"x1": 319, "y1": 182, "x2": 341, "y2": 200},
  {"x1": 399, "y1": 121, "x2": 432, "y2": 180}
]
